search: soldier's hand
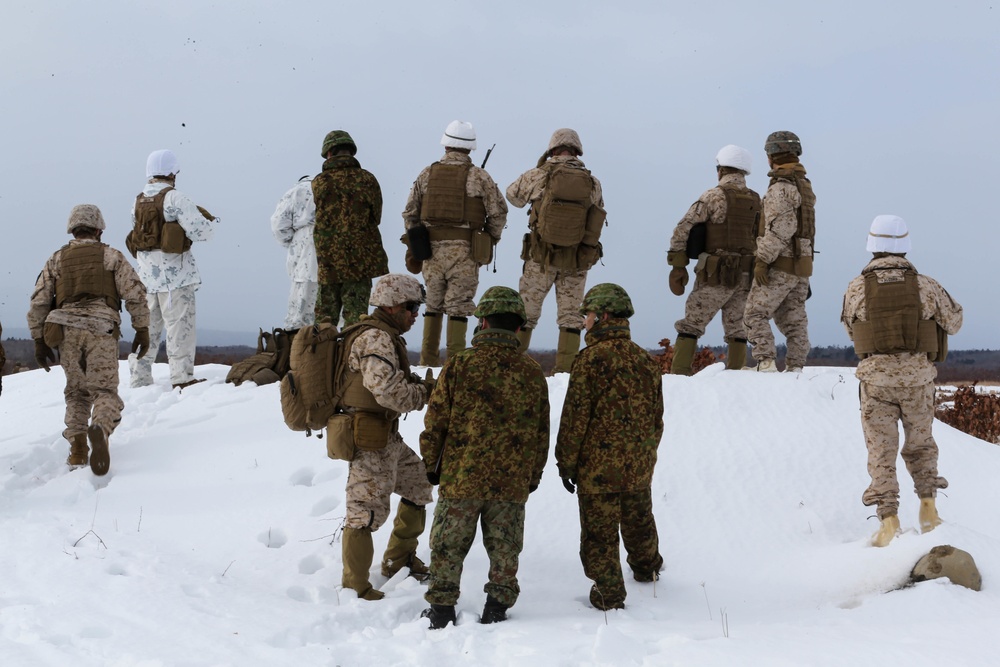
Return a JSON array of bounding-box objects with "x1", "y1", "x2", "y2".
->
[
  {"x1": 34, "y1": 339, "x2": 56, "y2": 372},
  {"x1": 426, "y1": 471, "x2": 440, "y2": 486},
  {"x1": 132, "y1": 327, "x2": 150, "y2": 359},
  {"x1": 561, "y1": 477, "x2": 576, "y2": 494},
  {"x1": 668, "y1": 267, "x2": 688, "y2": 296},
  {"x1": 753, "y1": 261, "x2": 770, "y2": 287},
  {"x1": 422, "y1": 368, "x2": 437, "y2": 396},
  {"x1": 196, "y1": 205, "x2": 216, "y2": 222}
]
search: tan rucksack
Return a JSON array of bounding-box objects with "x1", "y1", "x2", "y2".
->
[
  {"x1": 535, "y1": 164, "x2": 604, "y2": 247},
  {"x1": 279, "y1": 323, "x2": 345, "y2": 434}
]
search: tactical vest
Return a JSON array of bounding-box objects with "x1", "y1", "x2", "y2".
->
[
  {"x1": 420, "y1": 163, "x2": 487, "y2": 241},
  {"x1": 337, "y1": 316, "x2": 411, "y2": 424},
  {"x1": 852, "y1": 268, "x2": 941, "y2": 359},
  {"x1": 55, "y1": 242, "x2": 120, "y2": 311},
  {"x1": 706, "y1": 184, "x2": 760, "y2": 256},
  {"x1": 129, "y1": 187, "x2": 193, "y2": 254},
  {"x1": 765, "y1": 164, "x2": 816, "y2": 277}
]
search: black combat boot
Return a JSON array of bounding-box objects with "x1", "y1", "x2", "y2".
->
[
  {"x1": 480, "y1": 595, "x2": 508, "y2": 624},
  {"x1": 421, "y1": 604, "x2": 456, "y2": 630}
]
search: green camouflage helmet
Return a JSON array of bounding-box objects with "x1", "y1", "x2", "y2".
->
[
  {"x1": 579, "y1": 283, "x2": 634, "y2": 317},
  {"x1": 474, "y1": 286, "x2": 526, "y2": 321},
  {"x1": 321, "y1": 130, "x2": 357, "y2": 157},
  {"x1": 764, "y1": 130, "x2": 802, "y2": 156}
]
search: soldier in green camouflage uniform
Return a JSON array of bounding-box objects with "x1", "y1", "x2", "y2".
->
[
  {"x1": 419, "y1": 286, "x2": 550, "y2": 628},
  {"x1": 556, "y1": 283, "x2": 664, "y2": 610},
  {"x1": 312, "y1": 130, "x2": 389, "y2": 326}
]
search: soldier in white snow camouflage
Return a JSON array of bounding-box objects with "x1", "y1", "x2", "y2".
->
[
  {"x1": 841, "y1": 215, "x2": 963, "y2": 548},
  {"x1": 127, "y1": 149, "x2": 216, "y2": 389},
  {"x1": 403, "y1": 120, "x2": 507, "y2": 366},
  {"x1": 271, "y1": 175, "x2": 318, "y2": 330}
]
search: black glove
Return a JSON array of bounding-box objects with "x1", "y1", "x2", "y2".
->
[
  {"x1": 561, "y1": 477, "x2": 576, "y2": 494},
  {"x1": 528, "y1": 483, "x2": 538, "y2": 494},
  {"x1": 132, "y1": 327, "x2": 150, "y2": 359},
  {"x1": 426, "y1": 471, "x2": 440, "y2": 486},
  {"x1": 34, "y1": 339, "x2": 56, "y2": 372}
]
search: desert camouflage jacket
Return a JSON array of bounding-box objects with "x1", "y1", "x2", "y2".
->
[
  {"x1": 556, "y1": 318, "x2": 664, "y2": 494},
  {"x1": 420, "y1": 328, "x2": 550, "y2": 502},
  {"x1": 841, "y1": 255, "x2": 963, "y2": 387},
  {"x1": 312, "y1": 156, "x2": 388, "y2": 283}
]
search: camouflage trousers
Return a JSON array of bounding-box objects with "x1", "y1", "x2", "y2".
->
[
  {"x1": 60, "y1": 326, "x2": 124, "y2": 440},
  {"x1": 578, "y1": 489, "x2": 663, "y2": 609},
  {"x1": 345, "y1": 435, "x2": 434, "y2": 531},
  {"x1": 519, "y1": 259, "x2": 588, "y2": 330},
  {"x1": 284, "y1": 280, "x2": 318, "y2": 330},
  {"x1": 860, "y1": 382, "x2": 948, "y2": 519},
  {"x1": 316, "y1": 279, "x2": 371, "y2": 327},
  {"x1": 744, "y1": 270, "x2": 810, "y2": 367},
  {"x1": 675, "y1": 275, "x2": 751, "y2": 341},
  {"x1": 422, "y1": 240, "x2": 479, "y2": 317},
  {"x1": 425, "y1": 498, "x2": 526, "y2": 608},
  {"x1": 129, "y1": 284, "x2": 197, "y2": 387}
]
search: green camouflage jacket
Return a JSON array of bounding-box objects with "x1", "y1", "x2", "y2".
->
[
  {"x1": 312, "y1": 155, "x2": 388, "y2": 282},
  {"x1": 556, "y1": 318, "x2": 664, "y2": 494},
  {"x1": 420, "y1": 328, "x2": 550, "y2": 502}
]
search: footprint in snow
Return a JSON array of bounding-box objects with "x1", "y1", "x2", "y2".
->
[{"x1": 258, "y1": 528, "x2": 288, "y2": 548}]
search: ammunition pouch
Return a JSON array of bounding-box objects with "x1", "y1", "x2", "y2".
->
[
  {"x1": 352, "y1": 411, "x2": 394, "y2": 451},
  {"x1": 326, "y1": 413, "x2": 356, "y2": 461},
  {"x1": 576, "y1": 243, "x2": 602, "y2": 270},
  {"x1": 43, "y1": 322, "x2": 65, "y2": 349},
  {"x1": 695, "y1": 254, "x2": 752, "y2": 287},
  {"x1": 522, "y1": 232, "x2": 598, "y2": 271},
  {"x1": 406, "y1": 225, "x2": 433, "y2": 261}
]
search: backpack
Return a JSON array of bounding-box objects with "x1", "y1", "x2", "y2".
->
[
  {"x1": 536, "y1": 164, "x2": 602, "y2": 247},
  {"x1": 225, "y1": 328, "x2": 293, "y2": 387},
  {"x1": 279, "y1": 323, "x2": 349, "y2": 434}
]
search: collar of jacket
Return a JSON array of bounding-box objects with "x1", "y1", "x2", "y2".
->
[
  {"x1": 862, "y1": 254, "x2": 915, "y2": 274},
  {"x1": 767, "y1": 161, "x2": 807, "y2": 181},
  {"x1": 364, "y1": 308, "x2": 405, "y2": 336},
  {"x1": 322, "y1": 155, "x2": 362, "y2": 171},
  {"x1": 471, "y1": 328, "x2": 520, "y2": 348},
  {"x1": 584, "y1": 317, "x2": 632, "y2": 346}
]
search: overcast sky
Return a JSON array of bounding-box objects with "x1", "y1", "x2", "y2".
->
[{"x1": 2, "y1": 0, "x2": 997, "y2": 351}]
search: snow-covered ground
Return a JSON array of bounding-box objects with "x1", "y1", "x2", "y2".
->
[{"x1": 1, "y1": 362, "x2": 997, "y2": 666}]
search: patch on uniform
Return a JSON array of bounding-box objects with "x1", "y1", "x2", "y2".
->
[{"x1": 875, "y1": 270, "x2": 905, "y2": 284}]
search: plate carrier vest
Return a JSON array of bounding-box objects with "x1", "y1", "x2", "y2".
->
[
  {"x1": 55, "y1": 242, "x2": 121, "y2": 312},
  {"x1": 763, "y1": 165, "x2": 815, "y2": 277},
  {"x1": 851, "y1": 268, "x2": 944, "y2": 361},
  {"x1": 128, "y1": 187, "x2": 193, "y2": 255}
]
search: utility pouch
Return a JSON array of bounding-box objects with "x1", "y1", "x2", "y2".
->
[
  {"x1": 576, "y1": 243, "x2": 602, "y2": 270},
  {"x1": 582, "y1": 204, "x2": 606, "y2": 246},
  {"x1": 352, "y1": 411, "x2": 391, "y2": 451},
  {"x1": 161, "y1": 221, "x2": 188, "y2": 254},
  {"x1": 471, "y1": 230, "x2": 494, "y2": 265},
  {"x1": 326, "y1": 413, "x2": 356, "y2": 461},
  {"x1": 43, "y1": 322, "x2": 65, "y2": 348}
]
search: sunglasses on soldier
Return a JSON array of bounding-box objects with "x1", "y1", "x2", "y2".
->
[{"x1": 405, "y1": 301, "x2": 422, "y2": 315}]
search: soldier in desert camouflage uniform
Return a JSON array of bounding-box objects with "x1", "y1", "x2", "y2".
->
[
  {"x1": 667, "y1": 145, "x2": 761, "y2": 374},
  {"x1": 312, "y1": 130, "x2": 389, "y2": 326},
  {"x1": 419, "y1": 286, "x2": 550, "y2": 629},
  {"x1": 841, "y1": 215, "x2": 963, "y2": 547},
  {"x1": 28, "y1": 205, "x2": 150, "y2": 475},
  {"x1": 744, "y1": 131, "x2": 815, "y2": 372},
  {"x1": 506, "y1": 128, "x2": 606, "y2": 373},
  {"x1": 556, "y1": 284, "x2": 664, "y2": 611},
  {"x1": 338, "y1": 274, "x2": 435, "y2": 600},
  {"x1": 403, "y1": 120, "x2": 508, "y2": 366}
]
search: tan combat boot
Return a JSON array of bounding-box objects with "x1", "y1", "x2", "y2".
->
[
  {"x1": 919, "y1": 497, "x2": 942, "y2": 533},
  {"x1": 554, "y1": 328, "x2": 581, "y2": 374},
  {"x1": 871, "y1": 515, "x2": 900, "y2": 548},
  {"x1": 382, "y1": 501, "x2": 429, "y2": 581},
  {"x1": 67, "y1": 433, "x2": 89, "y2": 468},
  {"x1": 726, "y1": 338, "x2": 748, "y2": 370},
  {"x1": 445, "y1": 316, "x2": 468, "y2": 362},
  {"x1": 671, "y1": 334, "x2": 697, "y2": 376},
  {"x1": 751, "y1": 358, "x2": 778, "y2": 373},
  {"x1": 342, "y1": 527, "x2": 384, "y2": 600},
  {"x1": 420, "y1": 313, "x2": 443, "y2": 367},
  {"x1": 87, "y1": 423, "x2": 110, "y2": 476},
  {"x1": 516, "y1": 328, "x2": 533, "y2": 354}
]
